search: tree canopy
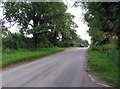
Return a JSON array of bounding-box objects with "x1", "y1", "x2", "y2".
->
[
  {"x1": 2, "y1": 2, "x2": 88, "y2": 49},
  {"x1": 81, "y1": 2, "x2": 120, "y2": 47}
]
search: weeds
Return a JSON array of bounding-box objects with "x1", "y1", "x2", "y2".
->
[{"x1": 88, "y1": 44, "x2": 118, "y2": 87}]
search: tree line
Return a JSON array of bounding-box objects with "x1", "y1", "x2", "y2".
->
[
  {"x1": 2, "y1": 2, "x2": 89, "y2": 50},
  {"x1": 81, "y1": 2, "x2": 120, "y2": 49}
]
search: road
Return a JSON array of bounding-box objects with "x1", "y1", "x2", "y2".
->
[{"x1": 2, "y1": 48, "x2": 105, "y2": 87}]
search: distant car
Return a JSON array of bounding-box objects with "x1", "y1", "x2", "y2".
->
[
  {"x1": 85, "y1": 45, "x2": 88, "y2": 47},
  {"x1": 80, "y1": 45, "x2": 84, "y2": 47},
  {"x1": 77, "y1": 43, "x2": 84, "y2": 47},
  {"x1": 85, "y1": 44, "x2": 89, "y2": 47}
]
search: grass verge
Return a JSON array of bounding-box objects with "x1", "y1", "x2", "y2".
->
[
  {"x1": 2, "y1": 47, "x2": 65, "y2": 68},
  {"x1": 88, "y1": 48, "x2": 118, "y2": 87}
]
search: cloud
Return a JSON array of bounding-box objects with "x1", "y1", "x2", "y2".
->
[{"x1": 66, "y1": 1, "x2": 91, "y2": 44}]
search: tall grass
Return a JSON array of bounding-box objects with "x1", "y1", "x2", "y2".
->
[
  {"x1": 2, "y1": 47, "x2": 65, "y2": 68},
  {"x1": 88, "y1": 44, "x2": 118, "y2": 87}
]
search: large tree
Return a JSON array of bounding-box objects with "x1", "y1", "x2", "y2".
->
[
  {"x1": 3, "y1": 2, "x2": 78, "y2": 47},
  {"x1": 81, "y1": 2, "x2": 120, "y2": 47}
]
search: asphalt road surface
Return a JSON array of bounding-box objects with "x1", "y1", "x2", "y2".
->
[{"x1": 2, "y1": 48, "x2": 105, "y2": 87}]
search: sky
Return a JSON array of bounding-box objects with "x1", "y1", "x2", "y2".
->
[
  {"x1": 65, "y1": 0, "x2": 91, "y2": 44},
  {"x1": 0, "y1": 1, "x2": 91, "y2": 44}
]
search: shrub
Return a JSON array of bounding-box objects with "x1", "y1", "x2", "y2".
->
[{"x1": 3, "y1": 48, "x2": 14, "y2": 54}]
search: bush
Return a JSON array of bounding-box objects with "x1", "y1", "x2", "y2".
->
[
  {"x1": 2, "y1": 33, "x2": 36, "y2": 50},
  {"x1": 2, "y1": 35, "x2": 17, "y2": 49},
  {"x1": 91, "y1": 43, "x2": 118, "y2": 66},
  {"x1": 38, "y1": 39, "x2": 53, "y2": 48},
  {"x1": 3, "y1": 48, "x2": 13, "y2": 54},
  {"x1": 91, "y1": 46, "x2": 104, "y2": 53}
]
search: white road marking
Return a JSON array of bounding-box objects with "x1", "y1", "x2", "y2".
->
[
  {"x1": 88, "y1": 75, "x2": 111, "y2": 87},
  {"x1": 97, "y1": 83, "x2": 111, "y2": 87},
  {"x1": 88, "y1": 75, "x2": 95, "y2": 82}
]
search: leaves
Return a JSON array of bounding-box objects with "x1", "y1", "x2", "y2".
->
[
  {"x1": 82, "y1": 2, "x2": 120, "y2": 46},
  {"x1": 3, "y1": 2, "x2": 80, "y2": 47}
]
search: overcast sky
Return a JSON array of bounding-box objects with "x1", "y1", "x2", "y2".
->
[
  {"x1": 0, "y1": 1, "x2": 91, "y2": 44},
  {"x1": 65, "y1": 0, "x2": 91, "y2": 44}
]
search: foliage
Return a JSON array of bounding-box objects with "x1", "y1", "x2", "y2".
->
[
  {"x1": 82, "y1": 2, "x2": 120, "y2": 47},
  {"x1": 3, "y1": 2, "x2": 80, "y2": 48},
  {"x1": 2, "y1": 33, "x2": 35, "y2": 49}
]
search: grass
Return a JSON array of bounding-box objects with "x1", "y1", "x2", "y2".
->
[
  {"x1": 88, "y1": 48, "x2": 118, "y2": 88},
  {"x1": 2, "y1": 47, "x2": 66, "y2": 68}
]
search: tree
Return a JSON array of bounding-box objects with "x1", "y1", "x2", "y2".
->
[
  {"x1": 3, "y1": 2, "x2": 78, "y2": 47},
  {"x1": 81, "y1": 2, "x2": 120, "y2": 47}
]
